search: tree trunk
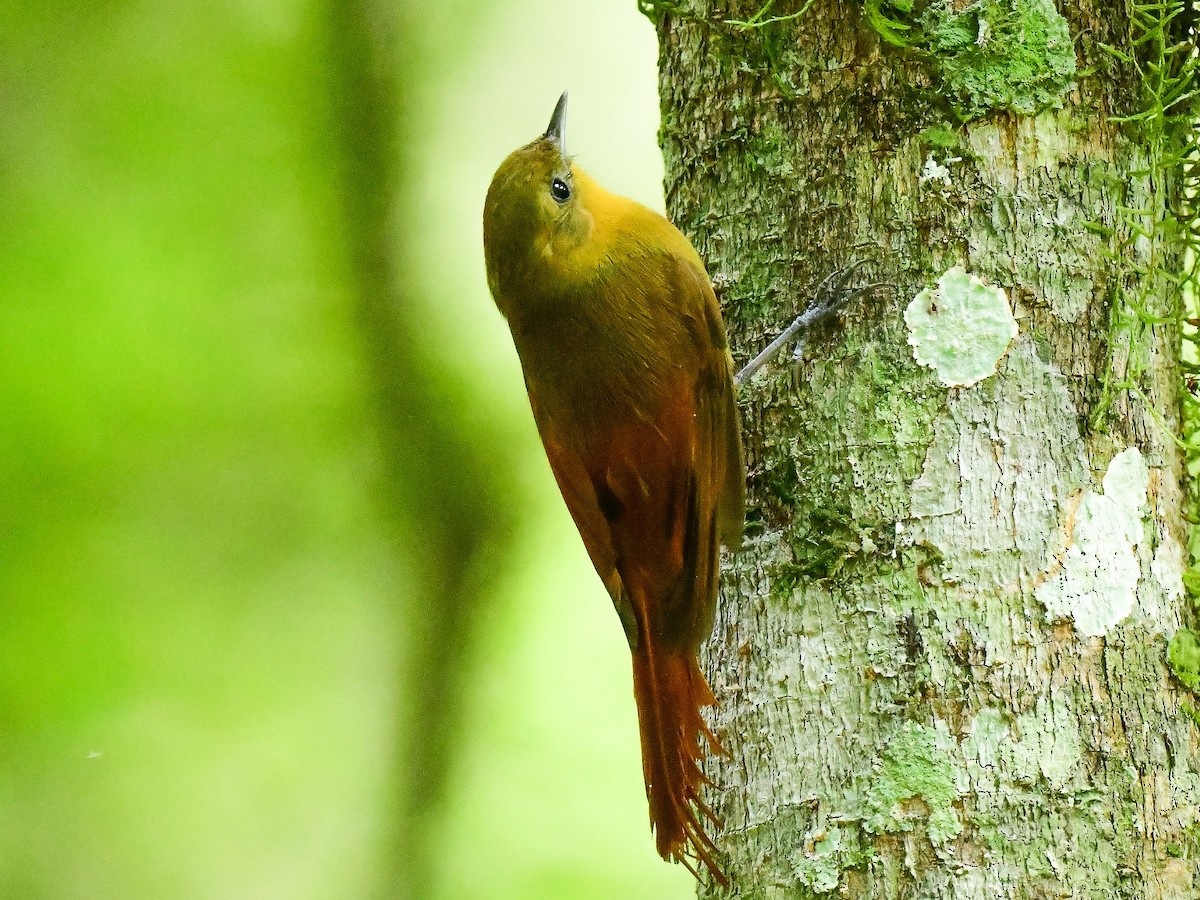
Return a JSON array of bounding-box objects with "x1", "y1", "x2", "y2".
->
[{"x1": 651, "y1": 0, "x2": 1200, "y2": 896}]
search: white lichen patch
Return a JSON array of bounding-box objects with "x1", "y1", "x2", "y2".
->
[
  {"x1": 1145, "y1": 538, "x2": 1185, "y2": 629},
  {"x1": 919, "y1": 153, "x2": 960, "y2": 185},
  {"x1": 907, "y1": 340, "x2": 1088, "y2": 587},
  {"x1": 905, "y1": 267, "x2": 1018, "y2": 388},
  {"x1": 1035, "y1": 448, "x2": 1148, "y2": 636},
  {"x1": 1151, "y1": 539, "x2": 1185, "y2": 603}
]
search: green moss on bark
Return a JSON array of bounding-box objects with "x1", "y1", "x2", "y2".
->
[
  {"x1": 861, "y1": 0, "x2": 1077, "y2": 121},
  {"x1": 920, "y1": 0, "x2": 1076, "y2": 119},
  {"x1": 754, "y1": 325, "x2": 944, "y2": 583},
  {"x1": 1168, "y1": 628, "x2": 1200, "y2": 692},
  {"x1": 863, "y1": 721, "x2": 962, "y2": 844}
]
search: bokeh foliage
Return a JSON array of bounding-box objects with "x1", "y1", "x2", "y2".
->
[{"x1": 0, "y1": 0, "x2": 689, "y2": 897}]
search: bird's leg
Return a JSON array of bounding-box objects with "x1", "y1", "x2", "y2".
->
[{"x1": 734, "y1": 262, "x2": 887, "y2": 387}]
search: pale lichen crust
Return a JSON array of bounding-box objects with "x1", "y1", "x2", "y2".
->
[
  {"x1": 1036, "y1": 448, "x2": 1149, "y2": 636},
  {"x1": 904, "y1": 266, "x2": 1018, "y2": 388}
]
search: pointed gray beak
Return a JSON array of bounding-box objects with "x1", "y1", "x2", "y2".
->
[{"x1": 543, "y1": 91, "x2": 568, "y2": 155}]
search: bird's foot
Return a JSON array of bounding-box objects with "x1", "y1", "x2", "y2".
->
[{"x1": 734, "y1": 262, "x2": 887, "y2": 387}]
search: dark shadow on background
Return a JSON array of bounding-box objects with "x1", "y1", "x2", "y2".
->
[{"x1": 322, "y1": 3, "x2": 517, "y2": 897}]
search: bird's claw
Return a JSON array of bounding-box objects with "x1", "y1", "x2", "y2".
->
[
  {"x1": 735, "y1": 261, "x2": 889, "y2": 384},
  {"x1": 806, "y1": 259, "x2": 869, "y2": 322}
]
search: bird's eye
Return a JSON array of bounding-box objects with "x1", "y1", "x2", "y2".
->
[{"x1": 550, "y1": 177, "x2": 571, "y2": 203}]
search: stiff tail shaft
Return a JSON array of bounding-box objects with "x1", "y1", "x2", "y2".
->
[{"x1": 630, "y1": 648, "x2": 727, "y2": 886}]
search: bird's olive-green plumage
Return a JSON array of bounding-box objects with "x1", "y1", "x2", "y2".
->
[{"x1": 483, "y1": 93, "x2": 744, "y2": 884}]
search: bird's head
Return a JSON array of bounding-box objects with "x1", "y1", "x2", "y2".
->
[{"x1": 483, "y1": 92, "x2": 596, "y2": 300}]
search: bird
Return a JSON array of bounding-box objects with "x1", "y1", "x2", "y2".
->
[{"x1": 483, "y1": 92, "x2": 745, "y2": 884}]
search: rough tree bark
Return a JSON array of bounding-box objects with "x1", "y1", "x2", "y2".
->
[{"x1": 649, "y1": 0, "x2": 1200, "y2": 896}]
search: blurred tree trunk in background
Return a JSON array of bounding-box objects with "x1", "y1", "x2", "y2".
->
[
  {"x1": 323, "y1": 4, "x2": 514, "y2": 898},
  {"x1": 651, "y1": 0, "x2": 1200, "y2": 896}
]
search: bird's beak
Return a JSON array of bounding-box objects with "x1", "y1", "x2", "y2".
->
[{"x1": 544, "y1": 91, "x2": 568, "y2": 157}]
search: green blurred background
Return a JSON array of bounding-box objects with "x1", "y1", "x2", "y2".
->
[{"x1": 0, "y1": 0, "x2": 693, "y2": 896}]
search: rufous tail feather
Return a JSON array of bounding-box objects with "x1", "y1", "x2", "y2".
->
[{"x1": 630, "y1": 648, "x2": 728, "y2": 886}]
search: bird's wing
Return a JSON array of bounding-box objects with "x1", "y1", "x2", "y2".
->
[
  {"x1": 530, "y1": 407, "x2": 636, "y2": 641},
  {"x1": 530, "y1": 250, "x2": 743, "y2": 882},
  {"x1": 528, "y1": 251, "x2": 744, "y2": 651},
  {"x1": 683, "y1": 256, "x2": 746, "y2": 554}
]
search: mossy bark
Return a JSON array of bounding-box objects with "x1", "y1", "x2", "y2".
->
[{"x1": 652, "y1": 1, "x2": 1199, "y2": 896}]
